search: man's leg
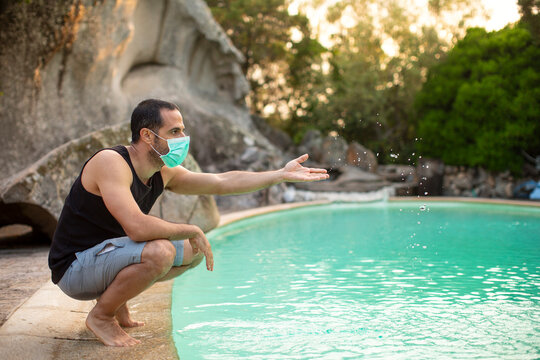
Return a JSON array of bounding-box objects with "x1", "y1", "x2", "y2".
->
[
  {"x1": 115, "y1": 239, "x2": 204, "y2": 328},
  {"x1": 115, "y1": 303, "x2": 145, "y2": 328},
  {"x1": 86, "y1": 239, "x2": 176, "y2": 347}
]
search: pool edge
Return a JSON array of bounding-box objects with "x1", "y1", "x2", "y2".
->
[
  {"x1": 390, "y1": 196, "x2": 540, "y2": 208},
  {"x1": 218, "y1": 200, "x2": 332, "y2": 227},
  {"x1": 218, "y1": 197, "x2": 540, "y2": 228}
]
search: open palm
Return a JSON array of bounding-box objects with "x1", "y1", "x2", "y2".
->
[{"x1": 282, "y1": 154, "x2": 329, "y2": 183}]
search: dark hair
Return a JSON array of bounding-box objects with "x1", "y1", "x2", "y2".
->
[{"x1": 130, "y1": 99, "x2": 180, "y2": 143}]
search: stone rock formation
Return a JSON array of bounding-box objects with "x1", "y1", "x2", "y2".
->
[
  {"x1": 320, "y1": 136, "x2": 348, "y2": 169},
  {"x1": 0, "y1": 0, "x2": 284, "y2": 234},
  {"x1": 251, "y1": 114, "x2": 294, "y2": 153},
  {"x1": 346, "y1": 142, "x2": 378, "y2": 173},
  {"x1": 297, "y1": 129, "x2": 324, "y2": 164},
  {"x1": 416, "y1": 158, "x2": 445, "y2": 196}
]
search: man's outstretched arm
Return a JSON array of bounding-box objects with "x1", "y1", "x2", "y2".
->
[{"x1": 163, "y1": 154, "x2": 329, "y2": 196}]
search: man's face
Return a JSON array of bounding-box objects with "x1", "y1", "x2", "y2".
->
[{"x1": 149, "y1": 109, "x2": 187, "y2": 162}]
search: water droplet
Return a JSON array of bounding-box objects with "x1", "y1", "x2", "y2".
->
[
  {"x1": 424, "y1": 192, "x2": 428, "y2": 195},
  {"x1": 420, "y1": 204, "x2": 426, "y2": 211},
  {"x1": 417, "y1": 221, "x2": 421, "y2": 225}
]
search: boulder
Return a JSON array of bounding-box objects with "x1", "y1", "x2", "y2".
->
[
  {"x1": 294, "y1": 165, "x2": 390, "y2": 192},
  {"x1": 297, "y1": 129, "x2": 324, "y2": 163},
  {"x1": 377, "y1": 165, "x2": 416, "y2": 183},
  {"x1": 320, "y1": 135, "x2": 348, "y2": 169},
  {"x1": 417, "y1": 158, "x2": 445, "y2": 196},
  {"x1": 251, "y1": 115, "x2": 293, "y2": 152},
  {"x1": 0, "y1": 123, "x2": 220, "y2": 239},
  {"x1": 346, "y1": 142, "x2": 378, "y2": 173},
  {"x1": 453, "y1": 173, "x2": 473, "y2": 191},
  {"x1": 0, "y1": 0, "x2": 286, "y2": 216}
]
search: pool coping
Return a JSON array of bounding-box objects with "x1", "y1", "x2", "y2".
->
[
  {"x1": 219, "y1": 200, "x2": 332, "y2": 226},
  {"x1": 1, "y1": 197, "x2": 538, "y2": 359},
  {"x1": 389, "y1": 196, "x2": 540, "y2": 207}
]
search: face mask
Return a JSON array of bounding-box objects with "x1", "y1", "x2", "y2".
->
[{"x1": 149, "y1": 130, "x2": 190, "y2": 168}]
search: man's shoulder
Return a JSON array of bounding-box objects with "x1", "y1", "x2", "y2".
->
[
  {"x1": 89, "y1": 147, "x2": 126, "y2": 163},
  {"x1": 84, "y1": 147, "x2": 131, "y2": 178}
]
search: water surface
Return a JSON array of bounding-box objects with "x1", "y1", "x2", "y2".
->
[{"x1": 172, "y1": 202, "x2": 540, "y2": 359}]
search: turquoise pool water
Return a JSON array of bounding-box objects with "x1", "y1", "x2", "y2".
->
[{"x1": 172, "y1": 202, "x2": 540, "y2": 359}]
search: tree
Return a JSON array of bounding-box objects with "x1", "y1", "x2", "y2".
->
[
  {"x1": 518, "y1": 0, "x2": 540, "y2": 44},
  {"x1": 205, "y1": 0, "x2": 325, "y2": 117},
  {"x1": 415, "y1": 26, "x2": 540, "y2": 173},
  {"x1": 291, "y1": 0, "x2": 482, "y2": 161}
]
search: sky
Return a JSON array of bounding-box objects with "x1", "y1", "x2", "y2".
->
[
  {"x1": 478, "y1": 0, "x2": 521, "y2": 31},
  {"x1": 289, "y1": 0, "x2": 522, "y2": 48}
]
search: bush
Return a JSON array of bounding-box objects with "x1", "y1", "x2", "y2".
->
[{"x1": 415, "y1": 26, "x2": 540, "y2": 174}]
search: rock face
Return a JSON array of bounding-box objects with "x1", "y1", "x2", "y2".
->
[
  {"x1": 294, "y1": 165, "x2": 390, "y2": 193},
  {"x1": 442, "y1": 166, "x2": 517, "y2": 199},
  {"x1": 417, "y1": 158, "x2": 445, "y2": 196},
  {"x1": 0, "y1": 123, "x2": 219, "y2": 240},
  {"x1": 0, "y1": 0, "x2": 283, "y2": 229},
  {"x1": 297, "y1": 130, "x2": 324, "y2": 164},
  {"x1": 0, "y1": 0, "x2": 262, "y2": 177},
  {"x1": 251, "y1": 115, "x2": 293, "y2": 152}
]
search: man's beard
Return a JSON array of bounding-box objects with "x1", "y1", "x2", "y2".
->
[{"x1": 148, "y1": 139, "x2": 168, "y2": 167}]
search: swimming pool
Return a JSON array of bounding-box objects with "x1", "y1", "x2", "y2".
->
[{"x1": 172, "y1": 201, "x2": 540, "y2": 359}]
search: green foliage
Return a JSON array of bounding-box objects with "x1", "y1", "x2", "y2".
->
[
  {"x1": 290, "y1": 0, "x2": 479, "y2": 161},
  {"x1": 415, "y1": 26, "x2": 540, "y2": 173},
  {"x1": 518, "y1": 0, "x2": 540, "y2": 44},
  {"x1": 206, "y1": 0, "x2": 324, "y2": 115}
]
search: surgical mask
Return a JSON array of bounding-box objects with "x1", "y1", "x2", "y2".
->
[{"x1": 149, "y1": 130, "x2": 190, "y2": 168}]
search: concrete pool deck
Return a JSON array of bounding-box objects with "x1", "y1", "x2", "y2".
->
[{"x1": 0, "y1": 197, "x2": 538, "y2": 360}]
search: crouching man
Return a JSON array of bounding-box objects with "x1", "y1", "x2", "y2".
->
[{"x1": 48, "y1": 99, "x2": 329, "y2": 347}]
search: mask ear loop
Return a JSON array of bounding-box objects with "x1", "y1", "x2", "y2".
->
[
  {"x1": 149, "y1": 142, "x2": 165, "y2": 156},
  {"x1": 148, "y1": 129, "x2": 168, "y2": 156}
]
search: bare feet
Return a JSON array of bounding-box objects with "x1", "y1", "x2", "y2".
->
[
  {"x1": 86, "y1": 307, "x2": 141, "y2": 347},
  {"x1": 115, "y1": 303, "x2": 145, "y2": 328}
]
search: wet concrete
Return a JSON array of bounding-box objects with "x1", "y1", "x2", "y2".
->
[{"x1": 0, "y1": 243, "x2": 50, "y2": 327}]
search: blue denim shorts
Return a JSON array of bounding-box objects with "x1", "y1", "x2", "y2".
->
[{"x1": 57, "y1": 236, "x2": 185, "y2": 300}]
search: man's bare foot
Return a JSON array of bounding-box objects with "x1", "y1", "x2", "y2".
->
[
  {"x1": 86, "y1": 307, "x2": 141, "y2": 347},
  {"x1": 115, "y1": 303, "x2": 145, "y2": 328}
]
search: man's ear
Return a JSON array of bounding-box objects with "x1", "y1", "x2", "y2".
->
[{"x1": 140, "y1": 128, "x2": 153, "y2": 144}]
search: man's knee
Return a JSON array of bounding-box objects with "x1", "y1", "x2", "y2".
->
[
  {"x1": 141, "y1": 240, "x2": 175, "y2": 276},
  {"x1": 189, "y1": 252, "x2": 204, "y2": 268}
]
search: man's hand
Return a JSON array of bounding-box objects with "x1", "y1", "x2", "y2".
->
[
  {"x1": 188, "y1": 229, "x2": 214, "y2": 271},
  {"x1": 281, "y1": 154, "x2": 329, "y2": 183}
]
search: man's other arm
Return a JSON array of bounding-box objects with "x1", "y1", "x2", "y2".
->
[
  {"x1": 83, "y1": 151, "x2": 213, "y2": 269},
  {"x1": 163, "y1": 154, "x2": 329, "y2": 196}
]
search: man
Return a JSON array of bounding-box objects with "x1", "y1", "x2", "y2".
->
[{"x1": 48, "y1": 99, "x2": 329, "y2": 347}]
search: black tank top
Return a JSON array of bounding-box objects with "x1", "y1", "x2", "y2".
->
[{"x1": 48, "y1": 145, "x2": 164, "y2": 284}]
